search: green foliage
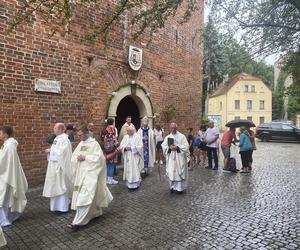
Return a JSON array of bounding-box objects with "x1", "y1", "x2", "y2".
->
[
  {"x1": 203, "y1": 16, "x2": 226, "y2": 91},
  {"x1": 272, "y1": 71, "x2": 287, "y2": 120},
  {"x1": 221, "y1": 35, "x2": 274, "y2": 87},
  {"x1": 201, "y1": 117, "x2": 209, "y2": 127},
  {"x1": 9, "y1": 0, "x2": 199, "y2": 44},
  {"x1": 285, "y1": 51, "x2": 300, "y2": 121},
  {"x1": 209, "y1": 0, "x2": 300, "y2": 56}
]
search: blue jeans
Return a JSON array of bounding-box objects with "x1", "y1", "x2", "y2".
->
[
  {"x1": 107, "y1": 162, "x2": 115, "y2": 178},
  {"x1": 207, "y1": 147, "x2": 218, "y2": 169}
]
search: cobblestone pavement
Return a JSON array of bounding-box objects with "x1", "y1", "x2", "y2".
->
[{"x1": 2, "y1": 141, "x2": 300, "y2": 250}]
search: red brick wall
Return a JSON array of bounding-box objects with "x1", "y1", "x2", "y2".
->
[{"x1": 0, "y1": 0, "x2": 204, "y2": 185}]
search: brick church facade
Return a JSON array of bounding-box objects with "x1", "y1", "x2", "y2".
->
[{"x1": 0, "y1": 1, "x2": 204, "y2": 185}]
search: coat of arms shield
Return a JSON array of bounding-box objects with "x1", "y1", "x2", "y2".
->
[{"x1": 129, "y1": 46, "x2": 142, "y2": 71}]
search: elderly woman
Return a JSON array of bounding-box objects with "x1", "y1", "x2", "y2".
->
[{"x1": 239, "y1": 126, "x2": 253, "y2": 173}]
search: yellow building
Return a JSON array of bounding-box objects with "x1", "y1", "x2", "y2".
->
[{"x1": 208, "y1": 72, "x2": 272, "y2": 130}]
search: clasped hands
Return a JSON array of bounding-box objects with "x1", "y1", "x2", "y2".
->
[
  {"x1": 170, "y1": 144, "x2": 178, "y2": 151},
  {"x1": 77, "y1": 155, "x2": 86, "y2": 161}
]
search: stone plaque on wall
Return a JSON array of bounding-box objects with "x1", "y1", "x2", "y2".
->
[{"x1": 34, "y1": 79, "x2": 61, "y2": 94}]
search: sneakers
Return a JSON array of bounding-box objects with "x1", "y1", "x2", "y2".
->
[
  {"x1": 240, "y1": 168, "x2": 250, "y2": 173},
  {"x1": 107, "y1": 177, "x2": 118, "y2": 185},
  {"x1": 159, "y1": 160, "x2": 163, "y2": 165},
  {"x1": 111, "y1": 179, "x2": 118, "y2": 184},
  {"x1": 155, "y1": 160, "x2": 158, "y2": 164}
]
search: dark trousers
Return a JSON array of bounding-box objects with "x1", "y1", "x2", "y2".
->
[
  {"x1": 207, "y1": 147, "x2": 218, "y2": 169},
  {"x1": 240, "y1": 150, "x2": 252, "y2": 168}
]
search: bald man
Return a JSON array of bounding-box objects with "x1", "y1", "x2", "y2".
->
[
  {"x1": 43, "y1": 123, "x2": 74, "y2": 213},
  {"x1": 162, "y1": 123, "x2": 189, "y2": 194}
]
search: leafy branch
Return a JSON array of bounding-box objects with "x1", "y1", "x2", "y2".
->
[{"x1": 8, "y1": 0, "x2": 200, "y2": 44}]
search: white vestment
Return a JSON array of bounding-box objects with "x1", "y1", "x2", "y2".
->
[
  {"x1": 119, "y1": 123, "x2": 136, "y2": 143},
  {"x1": 0, "y1": 138, "x2": 28, "y2": 226},
  {"x1": 162, "y1": 131, "x2": 189, "y2": 192},
  {"x1": 120, "y1": 134, "x2": 144, "y2": 188},
  {"x1": 0, "y1": 226, "x2": 6, "y2": 247},
  {"x1": 137, "y1": 127, "x2": 156, "y2": 169},
  {"x1": 43, "y1": 133, "x2": 73, "y2": 212},
  {"x1": 71, "y1": 137, "x2": 113, "y2": 226}
]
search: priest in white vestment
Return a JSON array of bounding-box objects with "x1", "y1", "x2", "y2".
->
[
  {"x1": 0, "y1": 226, "x2": 6, "y2": 247},
  {"x1": 120, "y1": 126, "x2": 144, "y2": 190},
  {"x1": 0, "y1": 126, "x2": 28, "y2": 226},
  {"x1": 43, "y1": 123, "x2": 73, "y2": 213},
  {"x1": 118, "y1": 116, "x2": 136, "y2": 143},
  {"x1": 162, "y1": 123, "x2": 189, "y2": 194},
  {"x1": 67, "y1": 125, "x2": 113, "y2": 229},
  {"x1": 137, "y1": 117, "x2": 156, "y2": 177}
]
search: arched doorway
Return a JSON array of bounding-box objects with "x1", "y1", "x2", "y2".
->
[
  {"x1": 106, "y1": 84, "x2": 154, "y2": 130},
  {"x1": 115, "y1": 96, "x2": 140, "y2": 132}
]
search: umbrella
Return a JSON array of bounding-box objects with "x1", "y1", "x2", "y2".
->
[{"x1": 225, "y1": 119, "x2": 256, "y2": 128}]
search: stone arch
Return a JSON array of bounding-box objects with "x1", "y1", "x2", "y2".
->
[{"x1": 107, "y1": 84, "x2": 154, "y2": 129}]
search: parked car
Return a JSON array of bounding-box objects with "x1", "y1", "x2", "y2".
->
[{"x1": 255, "y1": 122, "x2": 300, "y2": 142}]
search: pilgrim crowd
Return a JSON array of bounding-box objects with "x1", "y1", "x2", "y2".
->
[{"x1": 0, "y1": 116, "x2": 256, "y2": 246}]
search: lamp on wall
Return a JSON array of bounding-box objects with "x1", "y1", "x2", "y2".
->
[{"x1": 131, "y1": 80, "x2": 137, "y2": 95}]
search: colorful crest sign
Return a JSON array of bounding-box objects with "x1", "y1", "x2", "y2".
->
[{"x1": 129, "y1": 46, "x2": 142, "y2": 71}]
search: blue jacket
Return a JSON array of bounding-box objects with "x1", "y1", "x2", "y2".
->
[{"x1": 239, "y1": 131, "x2": 253, "y2": 151}]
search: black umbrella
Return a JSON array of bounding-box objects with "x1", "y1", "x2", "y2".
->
[{"x1": 225, "y1": 119, "x2": 256, "y2": 128}]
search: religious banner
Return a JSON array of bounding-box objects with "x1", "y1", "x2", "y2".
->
[
  {"x1": 34, "y1": 79, "x2": 61, "y2": 94},
  {"x1": 129, "y1": 46, "x2": 142, "y2": 71}
]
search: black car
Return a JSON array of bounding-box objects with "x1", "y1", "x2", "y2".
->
[{"x1": 255, "y1": 122, "x2": 300, "y2": 142}]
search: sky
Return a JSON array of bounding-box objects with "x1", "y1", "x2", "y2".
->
[{"x1": 204, "y1": 6, "x2": 277, "y2": 65}]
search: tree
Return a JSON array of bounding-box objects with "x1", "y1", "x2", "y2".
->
[
  {"x1": 208, "y1": 0, "x2": 300, "y2": 57},
  {"x1": 7, "y1": 0, "x2": 200, "y2": 43},
  {"x1": 285, "y1": 51, "x2": 300, "y2": 121},
  {"x1": 272, "y1": 71, "x2": 286, "y2": 120},
  {"x1": 219, "y1": 34, "x2": 274, "y2": 87},
  {"x1": 203, "y1": 17, "x2": 226, "y2": 92},
  {"x1": 203, "y1": 16, "x2": 226, "y2": 114}
]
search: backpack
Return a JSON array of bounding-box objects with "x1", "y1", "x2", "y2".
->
[
  {"x1": 193, "y1": 136, "x2": 201, "y2": 147},
  {"x1": 104, "y1": 133, "x2": 116, "y2": 153},
  {"x1": 228, "y1": 157, "x2": 238, "y2": 172}
]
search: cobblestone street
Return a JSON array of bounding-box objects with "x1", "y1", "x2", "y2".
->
[{"x1": 2, "y1": 141, "x2": 300, "y2": 250}]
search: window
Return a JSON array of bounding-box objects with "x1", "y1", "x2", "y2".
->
[
  {"x1": 259, "y1": 117, "x2": 265, "y2": 124},
  {"x1": 235, "y1": 116, "x2": 240, "y2": 120},
  {"x1": 271, "y1": 124, "x2": 281, "y2": 129},
  {"x1": 247, "y1": 116, "x2": 252, "y2": 121},
  {"x1": 282, "y1": 124, "x2": 293, "y2": 130},
  {"x1": 259, "y1": 100, "x2": 265, "y2": 110},
  {"x1": 219, "y1": 101, "x2": 222, "y2": 111},
  {"x1": 251, "y1": 85, "x2": 255, "y2": 92},
  {"x1": 247, "y1": 100, "x2": 252, "y2": 109},
  {"x1": 235, "y1": 100, "x2": 240, "y2": 109},
  {"x1": 244, "y1": 85, "x2": 249, "y2": 92}
]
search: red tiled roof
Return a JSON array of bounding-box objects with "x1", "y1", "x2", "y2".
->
[{"x1": 210, "y1": 72, "x2": 261, "y2": 98}]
